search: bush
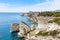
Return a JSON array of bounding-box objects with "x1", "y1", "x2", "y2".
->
[
  {"x1": 37, "y1": 30, "x2": 58, "y2": 36},
  {"x1": 48, "y1": 18, "x2": 60, "y2": 24},
  {"x1": 38, "y1": 11, "x2": 60, "y2": 17},
  {"x1": 49, "y1": 30, "x2": 58, "y2": 36},
  {"x1": 53, "y1": 18, "x2": 60, "y2": 23},
  {"x1": 48, "y1": 20, "x2": 53, "y2": 23},
  {"x1": 37, "y1": 31, "x2": 48, "y2": 36}
]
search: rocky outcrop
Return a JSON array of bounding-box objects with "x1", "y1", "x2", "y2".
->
[
  {"x1": 11, "y1": 11, "x2": 60, "y2": 40},
  {"x1": 10, "y1": 23, "x2": 19, "y2": 32},
  {"x1": 24, "y1": 11, "x2": 39, "y2": 23},
  {"x1": 31, "y1": 24, "x2": 35, "y2": 30},
  {"x1": 18, "y1": 22, "x2": 31, "y2": 37}
]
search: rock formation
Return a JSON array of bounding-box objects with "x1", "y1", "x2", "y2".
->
[
  {"x1": 10, "y1": 23, "x2": 19, "y2": 32},
  {"x1": 11, "y1": 11, "x2": 60, "y2": 40},
  {"x1": 18, "y1": 22, "x2": 31, "y2": 37},
  {"x1": 24, "y1": 11, "x2": 39, "y2": 23},
  {"x1": 31, "y1": 24, "x2": 35, "y2": 30}
]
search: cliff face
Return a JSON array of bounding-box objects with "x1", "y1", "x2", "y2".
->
[
  {"x1": 10, "y1": 11, "x2": 60, "y2": 40},
  {"x1": 24, "y1": 12, "x2": 39, "y2": 23},
  {"x1": 23, "y1": 12, "x2": 60, "y2": 36},
  {"x1": 18, "y1": 22, "x2": 31, "y2": 37},
  {"x1": 24, "y1": 11, "x2": 60, "y2": 23},
  {"x1": 10, "y1": 23, "x2": 19, "y2": 32}
]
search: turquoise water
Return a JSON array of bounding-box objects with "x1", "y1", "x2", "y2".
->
[{"x1": 0, "y1": 12, "x2": 33, "y2": 40}]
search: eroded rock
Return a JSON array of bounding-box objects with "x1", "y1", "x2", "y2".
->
[
  {"x1": 10, "y1": 23, "x2": 19, "y2": 32},
  {"x1": 18, "y1": 22, "x2": 31, "y2": 37}
]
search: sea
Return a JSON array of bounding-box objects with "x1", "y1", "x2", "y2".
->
[{"x1": 0, "y1": 12, "x2": 33, "y2": 40}]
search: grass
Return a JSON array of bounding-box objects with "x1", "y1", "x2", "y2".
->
[
  {"x1": 37, "y1": 31, "x2": 48, "y2": 36},
  {"x1": 37, "y1": 30, "x2": 58, "y2": 36},
  {"x1": 38, "y1": 12, "x2": 60, "y2": 17},
  {"x1": 48, "y1": 18, "x2": 60, "y2": 24},
  {"x1": 27, "y1": 29, "x2": 36, "y2": 37}
]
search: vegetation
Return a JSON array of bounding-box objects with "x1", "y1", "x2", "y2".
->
[
  {"x1": 48, "y1": 20, "x2": 53, "y2": 23},
  {"x1": 48, "y1": 18, "x2": 60, "y2": 24},
  {"x1": 38, "y1": 11, "x2": 60, "y2": 17},
  {"x1": 49, "y1": 30, "x2": 58, "y2": 36},
  {"x1": 37, "y1": 30, "x2": 58, "y2": 36},
  {"x1": 28, "y1": 29, "x2": 36, "y2": 36},
  {"x1": 37, "y1": 31, "x2": 48, "y2": 36}
]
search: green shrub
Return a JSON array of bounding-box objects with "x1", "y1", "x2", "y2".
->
[
  {"x1": 53, "y1": 18, "x2": 60, "y2": 23},
  {"x1": 37, "y1": 31, "x2": 48, "y2": 36},
  {"x1": 48, "y1": 20, "x2": 53, "y2": 23},
  {"x1": 49, "y1": 30, "x2": 58, "y2": 36},
  {"x1": 38, "y1": 11, "x2": 60, "y2": 17},
  {"x1": 48, "y1": 18, "x2": 60, "y2": 24},
  {"x1": 37, "y1": 30, "x2": 58, "y2": 36}
]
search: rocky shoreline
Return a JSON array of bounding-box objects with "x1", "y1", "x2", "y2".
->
[{"x1": 11, "y1": 11, "x2": 60, "y2": 40}]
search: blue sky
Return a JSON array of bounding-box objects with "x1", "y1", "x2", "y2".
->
[
  {"x1": 0, "y1": 0, "x2": 46, "y2": 6},
  {"x1": 0, "y1": 0, "x2": 60, "y2": 12}
]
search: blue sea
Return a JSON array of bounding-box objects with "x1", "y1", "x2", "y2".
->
[{"x1": 0, "y1": 12, "x2": 33, "y2": 40}]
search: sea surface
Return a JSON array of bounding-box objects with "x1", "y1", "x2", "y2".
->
[{"x1": 0, "y1": 12, "x2": 33, "y2": 40}]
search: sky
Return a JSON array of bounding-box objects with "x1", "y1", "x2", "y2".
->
[{"x1": 0, "y1": 0, "x2": 60, "y2": 12}]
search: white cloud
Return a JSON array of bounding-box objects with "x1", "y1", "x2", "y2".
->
[
  {"x1": 27, "y1": 0, "x2": 60, "y2": 11},
  {"x1": 0, "y1": 0, "x2": 60, "y2": 12}
]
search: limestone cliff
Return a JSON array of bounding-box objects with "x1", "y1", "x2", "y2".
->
[
  {"x1": 18, "y1": 22, "x2": 31, "y2": 37},
  {"x1": 10, "y1": 23, "x2": 19, "y2": 32},
  {"x1": 11, "y1": 11, "x2": 60, "y2": 40},
  {"x1": 24, "y1": 11, "x2": 39, "y2": 23}
]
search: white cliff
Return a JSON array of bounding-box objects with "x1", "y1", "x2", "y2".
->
[
  {"x1": 18, "y1": 22, "x2": 31, "y2": 37},
  {"x1": 11, "y1": 12, "x2": 60, "y2": 40},
  {"x1": 47, "y1": 22, "x2": 59, "y2": 31}
]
